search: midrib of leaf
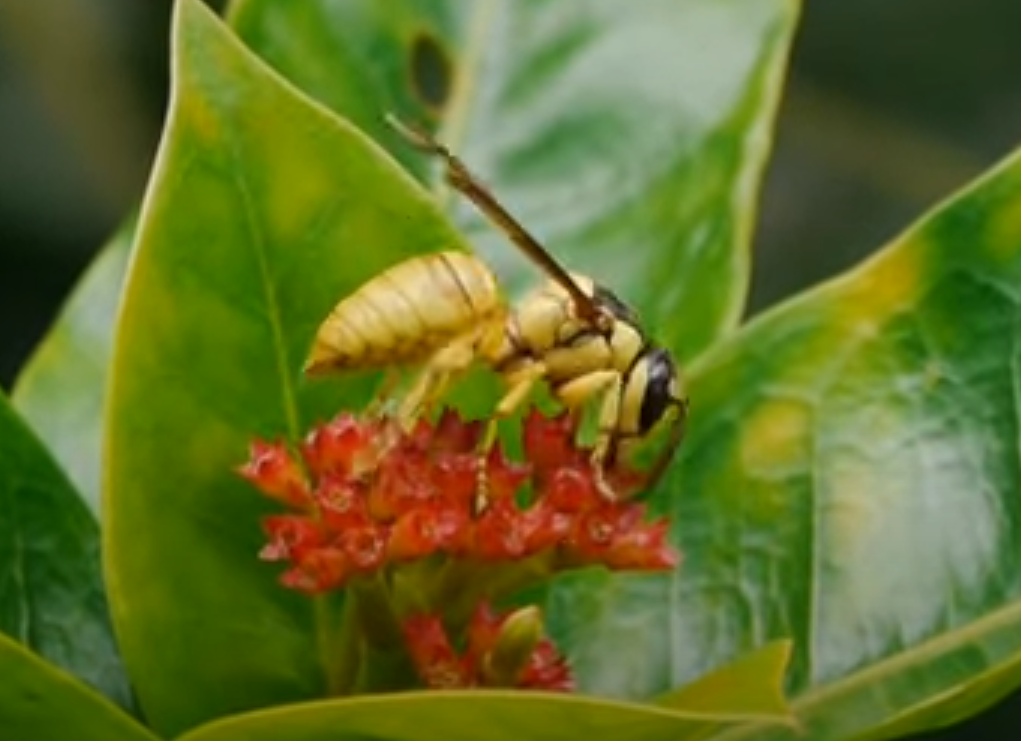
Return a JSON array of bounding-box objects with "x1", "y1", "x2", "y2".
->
[
  {"x1": 225, "y1": 90, "x2": 348, "y2": 701},
  {"x1": 792, "y1": 596, "x2": 1021, "y2": 716},
  {"x1": 231, "y1": 166, "x2": 301, "y2": 444},
  {"x1": 432, "y1": 0, "x2": 499, "y2": 206}
]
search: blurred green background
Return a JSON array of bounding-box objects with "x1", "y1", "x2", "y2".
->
[{"x1": 1, "y1": 0, "x2": 1020, "y2": 736}]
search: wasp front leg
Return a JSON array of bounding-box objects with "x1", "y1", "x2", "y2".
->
[{"x1": 554, "y1": 370, "x2": 624, "y2": 501}]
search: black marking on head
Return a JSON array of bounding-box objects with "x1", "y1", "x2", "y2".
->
[
  {"x1": 593, "y1": 284, "x2": 642, "y2": 333},
  {"x1": 639, "y1": 348, "x2": 679, "y2": 433}
]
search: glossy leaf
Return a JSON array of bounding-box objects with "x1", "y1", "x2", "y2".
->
[
  {"x1": 12, "y1": 221, "x2": 135, "y2": 514},
  {"x1": 104, "y1": 0, "x2": 471, "y2": 735},
  {"x1": 0, "y1": 634, "x2": 155, "y2": 741},
  {"x1": 0, "y1": 392, "x2": 132, "y2": 710},
  {"x1": 227, "y1": 0, "x2": 800, "y2": 360},
  {"x1": 545, "y1": 140, "x2": 1021, "y2": 738},
  {"x1": 656, "y1": 640, "x2": 792, "y2": 721},
  {"x1": 176, "y1": 690, "x2": 788, "y2": 741}
]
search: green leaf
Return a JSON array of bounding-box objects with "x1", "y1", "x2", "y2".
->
[
  {"x1": 227, "y1": 0, "x2": 799, "y2": 360},
  {"x1": 12, "y1": 221, "x2": 135, "y2": 515},
  {"x1": 104, "y1": 0, "x2": 470, "y2": 735},
  {"x1": 0, "y1": 392, "x2": 133, "y2": 710},
  {"x1": 175, "y1": 691, "x2": 787, "y2": 741},
  {"x1": 0, "y1": 634, "x2": 157, "y2": 741},
  {"x1": 546, "y1": 142, "x2": 1021, "y2": 736},
  {"x1": 656, "y1": 640, "x2": 792, "y2": 722}
]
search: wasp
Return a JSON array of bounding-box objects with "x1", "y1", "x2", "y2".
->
[{"x1": 305, "y1": 115, "x2": 688, "y2": 501}]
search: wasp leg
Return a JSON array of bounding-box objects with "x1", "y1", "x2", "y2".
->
[
  {"x1": 364, "y1": 368, "x2": 403, "y2": 418},
  {"x1": 475, "y1": 361, "x2": 549, "y2": 512},
  {"x1": 397, "y1": 333, "x2": 478, "y2": 429},
  {"x1": 554, "y1": 370, "x2": 623, "y2": 501}
]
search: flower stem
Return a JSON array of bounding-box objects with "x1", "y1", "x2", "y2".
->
[
  {"x1": 328, "y1": 594, "x2": 361, "y2": 696},
  {"x1": 348, "y1": 573, "x2": 417, "y2": 692},
  {"x1": 433, "y1": 554, "x2": 554, "y2": 624}
]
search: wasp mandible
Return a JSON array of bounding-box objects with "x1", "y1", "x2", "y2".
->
[{"x1": 305, "y1": 116, "x2": 688, "y2": 500}]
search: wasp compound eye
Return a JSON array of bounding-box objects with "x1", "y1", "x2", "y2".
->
[{"x1": 639, "y1": 348, "x2": 679, "y2": 434}]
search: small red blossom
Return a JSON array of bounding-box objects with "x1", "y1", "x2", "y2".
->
[
  {"x1": 259, "y1": 514, "x2": 323, "y2": 561},
  {"x1": 403, "y1": 602, "x2": 574, "y2": 692},
  {"x1": 401, "y1": 614, "x2": 472, "y2": 689},
  {"x1": 280, "y1": 547, "x2": 347, "y2": 593},
  {"x1": 302, "y1": 414, "x2": 387, "y2": 479},
  {"x1": 236, "y1": 440, "x2": 310, "y2": 507},
  {"x1": 239, "y1": 407, "x2": 679, "y2": 593}
]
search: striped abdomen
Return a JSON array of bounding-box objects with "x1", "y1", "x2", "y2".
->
[{"x1": 305, "y1": 251, "x2": 502, "y2": 374}]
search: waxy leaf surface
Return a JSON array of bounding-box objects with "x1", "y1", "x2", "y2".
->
[
  {"x1": 545, "y1": 144, "x2": 1021, "y2": 740},
  {"x1": 175, "y1": 689, "x2": 788, "y2": 741},
  {"x1": 0, "y1": 635, "x2": 153, "y2": 741},
  {"x1": 0, "y1": 392, "x2": 132, "y2": 710}
]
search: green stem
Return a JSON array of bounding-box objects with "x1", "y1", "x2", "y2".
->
[
  {"x1": 328, "y1": 595, "x2": 361, "y2": 696},
  {"x1": 433, "y1": 554, "x2": 556, "y2": 625},
  {"x1": 347, "y1": 573, "x2": 418, "y2": 693}
]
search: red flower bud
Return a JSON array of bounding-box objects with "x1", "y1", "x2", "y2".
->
[
  {"x1": 237, "y1": 440, "x2": 310, "y2": 507},
  {"x1": 339, "y1": 523, "x2": 387, "y2": 572},
  {"x1": 281, "y1": 547, "x2": 347, "y2": 594},
  {"x1": 522, "y1": 409, "x2": 584, "y2": 478},
  {"x1": 302, "y1": 413, "x2": 385, "y2": 479},
  {"x1": 402, "y1": 615, "x2": 471, "y2": 689},
  {"x1": 260, "y1": 515, "x2": 323, "y2": 561}
]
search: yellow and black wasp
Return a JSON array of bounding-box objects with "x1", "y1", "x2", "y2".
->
[{"x1": 305, "y1": 116, "x2": 688, "y2": 500}]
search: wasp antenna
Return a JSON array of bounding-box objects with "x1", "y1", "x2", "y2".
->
[
  {"x1": 385, "y1": 113, "x2": 446, "y2": 156},
  {"x1": 384, "y1": 113, "x2": 600, "y2": 323}
]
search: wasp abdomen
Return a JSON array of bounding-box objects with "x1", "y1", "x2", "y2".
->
[{"x1": 305, "y1": 251, "x2": 501, "y2": 374}]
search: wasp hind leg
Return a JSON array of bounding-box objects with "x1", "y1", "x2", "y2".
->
[
  {"x1": 396, "y1": 333, "x2": 478, "y2": 430},
  {"x1": 364, "y1": 368, "x2": 403, "y2": 418},
  {"x1": 474, "y1": 361, "x2": 548, "y2": 513},
  {"x1": 554, "y1": 370, "x2": 623, "y2": 501}
]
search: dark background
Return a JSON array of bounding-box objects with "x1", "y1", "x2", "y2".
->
[{"x1": 1, "y1": 1, "x2": 1020, "y2": 736}]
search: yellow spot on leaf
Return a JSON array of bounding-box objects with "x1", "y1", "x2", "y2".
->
[
  {"x1": 179, "y1": 97, "x2": 224, "y2": 151},
  {"x1": 843, "y1": 244, "x2": 923, "y2": 328},
  {"x1": 260, "y1": 135, "x2": 340, "y2": 245},
  {"x1": 986, "y1": 189, "x2": 1021, "y2": 264},
  {"x1": 740, "y1": 398, "x2": 810, "y2": 475}
]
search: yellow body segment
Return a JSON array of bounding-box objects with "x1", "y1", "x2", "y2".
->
[{"x1": 305, "y1": 251, "x2": 503, "y2": 374}]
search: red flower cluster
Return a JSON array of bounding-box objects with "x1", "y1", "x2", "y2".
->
[
  {"x1": 234, "y1": 408, "x2": 673, "y2": 596},
  {"x1": 238, "y1": 409, "x2": 678, "y2": 594},
  {"x1": 402, "y1": 602, "x2": 573, "y2": 691}
]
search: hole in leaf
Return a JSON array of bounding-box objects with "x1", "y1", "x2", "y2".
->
[{"x1": 409, "y1": 32, "x2": 453, "y2": 112}]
